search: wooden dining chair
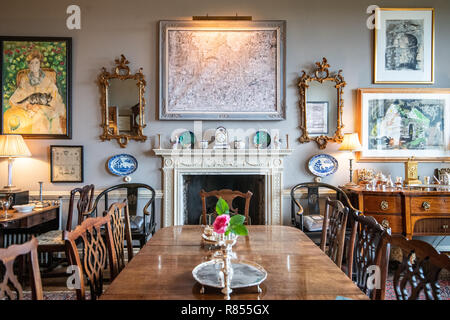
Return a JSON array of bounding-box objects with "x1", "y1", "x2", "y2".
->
[
  {"x1": 199, "y1": 189, "x2": 253, "y2": 225},
  {"x1": 290, "y1": 182, "x2": 359, "y2": 245},
  {"x1": 37, "y1": 184, "x2": 95, "y2": 271},
  {"x1": 320, "y1": 198, "x2": 349, "y2": 269},
  {"x1": 87, "y1": 183, "x2": 156, "y2": 248},
  {"x1": 104, "y1": 201, "x2": 133, "y2": 280},
  {"x1": 64, "y1": 215, "x2": 111, "y2": 300},
  {"x1": 0, "y1": 237, "x2": 43, "y2": 300},
  {"x1": 346, "y1": 211, "x2": 391, "y2": 300},
  {"x1": 387, "y1": 234, "x2": 450, "y2": 300}
]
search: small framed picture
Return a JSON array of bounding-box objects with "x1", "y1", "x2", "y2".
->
[
  {"x1": 306, "y1": 101, "x2": 328, "y2": 135},
  {"x1": 374, "y1": 8, "x2": 435, "y2": 83},
  {"x1": 50, "y1": 145, "x2": 83, "y2": 183},
  {"x1": 118, "y1": 115, "x2": 132, "y2": 132}
]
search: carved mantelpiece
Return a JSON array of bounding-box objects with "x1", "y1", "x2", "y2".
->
[{"x1": 153, "y1": 149, "x2": 293, "y2": 227}]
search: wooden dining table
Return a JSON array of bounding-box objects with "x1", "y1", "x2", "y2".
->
[{"x1": 100, "y1": 225, "x2": 368, "y2": 300}]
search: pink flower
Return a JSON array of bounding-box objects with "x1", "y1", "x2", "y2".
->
[{"x1": 213, "y1": 214, "x2": 230, "y2": 234}]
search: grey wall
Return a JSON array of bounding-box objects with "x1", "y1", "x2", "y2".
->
[{"x1": 0, "y1": 0, "x2": 449, "y2": 238}]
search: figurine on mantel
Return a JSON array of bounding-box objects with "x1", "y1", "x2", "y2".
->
[
  {"x1": 170, "y1": 135, "x2": 179, "y2": 149},
  {"x1": 272, "y1": 134, "x2": 281, "y2": 149}
]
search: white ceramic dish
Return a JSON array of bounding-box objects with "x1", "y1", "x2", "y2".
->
[{"x1": 13, "y1": 204, "x2": 36, "y2": 213}]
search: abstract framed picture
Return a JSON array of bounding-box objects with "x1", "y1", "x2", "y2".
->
[
  {"x1": 159, "y1": 20, "x2": 286, "y2": 120},
  {"x1": 50, "y1": 145, "x2": 83, "y2": 183},
  {"x1": 1, "y1": 37, "x2": 72, "y2": 138},
  {"x1": 356, "y1": 88, "x2": 450, "y2": 162},
  {"x1": 306, "y1": 101, "x2": 328, "y2": 135},
  {"x1": 374, "y1": 8, "x2": 434, "y2": 84}
]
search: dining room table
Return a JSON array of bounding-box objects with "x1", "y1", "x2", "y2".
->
[{"x1": 100, "y1": 225, "x2": 369, "y2": 300}]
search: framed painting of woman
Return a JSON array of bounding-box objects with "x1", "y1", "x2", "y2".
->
[{"x1": 0, "y1": 37, "x2": 72, "y2": 138}]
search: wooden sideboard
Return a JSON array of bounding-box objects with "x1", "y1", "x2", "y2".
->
[
  {"x1": 0, "y1": 205, "x2": 60, "y2": 247},
  {"x1": 343, "y1": 186, "x2": 450, "y2": 239}
]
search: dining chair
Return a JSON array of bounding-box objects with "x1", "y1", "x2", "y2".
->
[
  {"x1": 387, "y1": 234, "x2": 450, "y2": 300},
  {"x1": 104, "y1": 201, "x2": 133, "y2": 280},
  {"x1": 199, "y1": 189, "x2": 253, "y2": 225},
  {"x1": 346, "y1": 211, "x2": 391, "y2": 300},
  {"x1": 0, "y1": 237, "x2": 43, "y2": 300},
  {"x1": 320, "y1": 198, "x2": 349, "y2": 269},
  {"x1": 88, "y1": 183, "x2": 156, "y2": 248},
  {"x1": 290, "y1": 182, "x2": 359, "y2": 244},
  {"x1": 64, "y1": 215, "x2": 112, "y2": 300},
  {"x1": 37, "y1": 184, "x2": 95, "y2": 271}
]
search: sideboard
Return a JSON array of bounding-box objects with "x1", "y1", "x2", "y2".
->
[{"x1": 343, "y1": 186, "x2": 450, "y2": 239}]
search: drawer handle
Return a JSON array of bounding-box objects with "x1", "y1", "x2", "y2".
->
[
  {"x1": 443, "y1": 225, "x2": 449, "y2": 230},
  {"x1": 422, "y1": 201, "x2": 431, "y2": 211},
  {"x1": 381, "y1": 219, "x2": 390, "y2": 229},
  {"x1": 380, "y1": 200, "x2": 389, "y2": 211}
]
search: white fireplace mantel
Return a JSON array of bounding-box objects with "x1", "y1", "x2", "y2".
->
[{"x1": 153, "y1": 148, "x2": 293, "y2": 227}]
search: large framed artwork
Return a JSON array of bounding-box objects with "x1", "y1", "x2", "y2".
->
[
  {"x1": 374, "y1": 8, "x2": 434, "y2": 84},
  {"x1": 1, "y1": 37, "x2": 72, "y2": 138},
  {"x1": 357, "y1": 88, "x2": 450, "y2": 162},
  {"x1": 159, "y1": 20, "x2": 286, "y2": 120},
  {"x1": 50, "y1": 145, "x2": 83, "y2": 183}
]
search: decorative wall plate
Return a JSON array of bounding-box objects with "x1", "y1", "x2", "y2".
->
[
  {"x1": 178, "y1": 131, "x2": 195, "y2": 147},
  {"x1": 308, "y1": 154, "x2": 338, "y2": 177},
  {"x1": 253, "y1": 131, "x2": 271, "y2": 148},
  {"x1": 107, "y1": 154, "x2": 138, "y2": 176}
]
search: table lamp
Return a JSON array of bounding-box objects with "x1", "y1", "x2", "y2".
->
[
  {"x1": 338, "y1": 133, "x2": 361, "y2": 187},
  {"x1": 0, "y1": 135, "x2": 32, "y2": 191}
]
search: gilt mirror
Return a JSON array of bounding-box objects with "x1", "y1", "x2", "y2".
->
[
  {"x1": 298, "y1": 58, "x2": 345, "y2": 149},
  {"x1": 98, "y1": 55, "x2": 147, "y2": 148}
]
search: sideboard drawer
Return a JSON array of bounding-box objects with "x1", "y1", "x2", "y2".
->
[
  {"x1": 410, "y1": 197, "x2": 450, "y2": 215},
  {"x1": 367, "y1": 213, "x2": 403, "y2": 234},
  {"x1": 363, "y1": 195, "x2": 401, "y2": 214},
  {"x1": 27, "y1": 210, "x2": 57, "y2": 228},
  {"x1": 413, "y1": 218, "x2": 450, "y2": 235}
]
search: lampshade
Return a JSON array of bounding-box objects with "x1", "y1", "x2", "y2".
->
[
  {"x1": 0, "y1": 135, "x2": 32, "y2": 158},
  {"x1": 338, "y1": 133, "x2": 361, "y2": 152}
]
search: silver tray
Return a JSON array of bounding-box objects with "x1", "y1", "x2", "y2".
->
[{"x1": 192, "y1": 259, "x2": 267, "y2": 290}]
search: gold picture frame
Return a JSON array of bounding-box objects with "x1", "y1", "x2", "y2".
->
[{"x1": 373, "y1": 8, "x2": 435, "y2": 84}]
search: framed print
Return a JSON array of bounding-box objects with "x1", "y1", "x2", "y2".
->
[
  {"x1": 306, "y1": 101, "x2": 328, "y2": 135},
  {"x1": 357, "y1": 88, "x2": 450, "y2": 162},
  {"x1": 1, "y1": 37, "x2": 72, "y2": 138},
  {"x1": 118, "y1": 115, "x2": 132, "y2": 132},
  {"x1": 374, "y1": 8, "x2": 434, "y2": 84},
  {"x1": 50, "y1": 145, "x2": 83, "y2": 183},
  {"x1": 159, "y1": 20, "x2": 286, "y2": 120}
]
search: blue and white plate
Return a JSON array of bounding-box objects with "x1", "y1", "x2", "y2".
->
[
  {"x1": 308, "y1": 154, "x2": 338, "y2": 177},
  {"x1": 107, "y1": 154, "x2": 138, "y2": 176}
]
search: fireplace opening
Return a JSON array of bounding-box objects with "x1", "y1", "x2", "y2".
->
[{"x1": 183, "y1": 175, "x2": 265, "y2": 225}]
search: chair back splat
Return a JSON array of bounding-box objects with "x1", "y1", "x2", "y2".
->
[{"x1": 199, "y1": 189, "x2": 253, "y2": 225}]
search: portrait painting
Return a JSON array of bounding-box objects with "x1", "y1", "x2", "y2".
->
[
  {"x1": 374, "y1": 9, "x2": 434, "y2": 84},
  {"x1": 159, "y1": 20, "x2": 286, "y2": 120},
  {"x1": 357, "y1": 88, "x2": 450, "y2": 162},
  {"x1": 1, "y1": 37, "x2": 72, "y2": 138}
]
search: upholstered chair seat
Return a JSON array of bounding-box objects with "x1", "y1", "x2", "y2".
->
[{"x1": 35, "y1": 230, "x2": 64, "y2": 246}]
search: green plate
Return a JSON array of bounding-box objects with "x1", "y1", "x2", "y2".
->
[
  {"x1": 179, "y1": 131, "x2": 195, "y2": 147},
  {"x1": 253, "y1": 131, "x2": 271, "y2": 148}
]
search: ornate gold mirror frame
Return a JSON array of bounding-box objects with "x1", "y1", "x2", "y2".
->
[
  {"x1": 298, "y1": 58, "x2": 345, "y2": 149},
  {"x1": 98, "y1": 55, "x2": 147, "y2": 148}
]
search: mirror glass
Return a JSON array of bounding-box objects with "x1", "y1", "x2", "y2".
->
[
  {"x1": 306, "y1": 80, "x2": 337, "y2": 137},
  {"x1": 107, "y1": 78, "x2": 140, "y2": 135}
]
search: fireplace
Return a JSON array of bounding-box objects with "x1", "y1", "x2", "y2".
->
[
  {"x1": 183, "y1": 174, "x2": 265, "y2": 225},
  {"x1": 153, "y1": 148, "x2": 292, "y2": 227}
]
